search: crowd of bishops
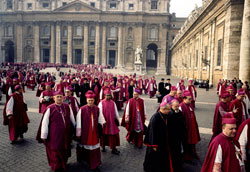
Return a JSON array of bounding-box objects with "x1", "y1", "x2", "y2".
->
[{"x1": 1, "y1": 62, "x2": 250, "y2": 172}]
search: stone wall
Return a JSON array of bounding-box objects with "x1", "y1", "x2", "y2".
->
[{"x1": 170, "y1": 0, "x2": 247, "y2": 85}]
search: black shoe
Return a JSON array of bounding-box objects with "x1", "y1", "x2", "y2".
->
[
  {"x1": 111, "y1": 149, "x2": 120, "y2": 155},
  {"x1": 94, "y1": 167, "x2": 101, "y2": 172},
  {"x1": 102, "y1": 147, "x2": 106, "y2": 152},
  {"x1": 10, "y1": 140, "x2": 17, "y2": 144},
  {"x1": 20, "y1": 134, "x2": 24, "y2": 139}
]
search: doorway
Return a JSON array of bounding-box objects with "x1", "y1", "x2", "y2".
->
[{"x1": 108, "y1": 50, "x2": 116, "y2": 67}]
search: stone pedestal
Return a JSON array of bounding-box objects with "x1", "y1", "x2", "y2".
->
[{"x1": 134, "y1": 62, "x2": 143, "y2": 74}]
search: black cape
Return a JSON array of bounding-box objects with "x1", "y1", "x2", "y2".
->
[
  {"x1": 143, "y1": 112, "x2": 173, "y2": 172},
  {"x1": 80, "y1": 83, "x2": 90, "y2": 106},
  {"x1": 167, "y1": 109, "x2": 187, "y2": 172},
  {"x1": 158, "y1": 82, "x2": 166, "y2": 103}
]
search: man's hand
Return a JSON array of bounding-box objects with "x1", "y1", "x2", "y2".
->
[
  {"x1": 42, "y1": 99, "x2": 46, "y2": 102},
  {"x1": 125, "y1": 119, "x2": 129, "y2": 123},
  {"x1": 8, "y1": 116, "x2": 13, "y2": 120},
  {"x1": 233, "y1": 108, "x2": 239, "y2": 113},
  {"x1": 153, "y1": 147, "x2": 157, "y2": 151}
]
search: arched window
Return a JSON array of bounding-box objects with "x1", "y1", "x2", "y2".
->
[
  {"x1": 76, "y1": 26, "x2": 82, "y2": 36},
  {"x1": 90, "y1": 26, "x2": 95, "y2": 37},
  {"x1": 63, "y1": 26, "x2": 67, "y2": 37},
  {"x1": 43, "y1": 25, "x2": 50, "y2": 36},
  {"x1": 110, "y1": 27, "x2": 117, "y2": 38}
]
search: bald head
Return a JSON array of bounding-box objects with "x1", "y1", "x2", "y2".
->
[{"x1": 242, "y1": 85, "x2": 247, "y2": 91}]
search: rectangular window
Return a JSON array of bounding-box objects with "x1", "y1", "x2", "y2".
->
[
  {"x1": 217, "y1": 39, "x2": 222, "y2": 66},
  {"x1": 110, "y1": 42, "x2": 115, "y2": 46},
  {"x1": 76, "y1": 26, "x2": 82, "y2": 36},
  {"x1": 62, "y1": 2, "x2": 67, "y2": 6},
  {"x1": 110, "y1": 27, "x2": 117, "y2": 38},
  {"x1": 6, "y1": 26, "x2": 13, "y2": 37},
  {"x1": 7, "y1": 0, "x2": 13, "y2": 9},
  {"x1": 27, "y1": 3, "x2": 32, "y2": 9},
  {"x1": 151, "y1": 1, "x2": 157, "y2": 10},
  {"x1": 149, "y1": 28, "x2": 158, "y2": 40},
  {"x1": 129, "y1": 4, "x2": 134, "y2": 10},
  {"x1": 110, "y1": 3, "x2": 117, "y2": 9},
  {"x1": 90, "y1": 2, "x2": 95, "y2": 7},
  {"x1": 62, "y1": 41, "x2": 67, "y2": 45},
  {"x1": 43, "y1": 41, "x2": 49, "y2": 45},
  {"x1": 90, "y1": 42, "x2": 95, "y2": 46},
  {"x1": 43, "y1": 3, "x2": 49, "y2": 8},
  {"x1": 90, "y1": 27, "x2": 95, "y2": 37}
]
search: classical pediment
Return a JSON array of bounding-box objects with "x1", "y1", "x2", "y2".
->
[{"x1": 54, "y1": 0, "x2": 101, "y2": 12}]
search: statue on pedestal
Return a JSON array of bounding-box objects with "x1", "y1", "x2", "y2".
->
[{"x1": 135, "y1": 46, "x2": 143, "y2": 64}]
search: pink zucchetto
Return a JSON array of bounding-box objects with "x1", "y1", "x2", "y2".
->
[
  {"x1": 160, "y1": 101, "x2": 168, "y2": 108},
  {"x1": 220, "y1": 91, "x2": 230, "y2": 98},
  {"x1": 53, "y1": 91, "x2": 63, "y2": 96},
  {"x1": 14, "y1": 85, "x2": 22, "y2": 91},
  {"x1": 183, "y1": 90, "x2": 191, "y2": 97},
  {"x1": 171, "y1": 86, "x2": 177, "y2": 91},
  {"x1": 222, "y1": 113, "x2": 236, "y2": 124},
  {"x1": 237, "y1": 88, "x2": 245, "y2": 96},
  {"x1": 134, "y1": 88, "x2": 141, "y2": 94},
  {"x1": 104, "y1": 90, "x2": 111, "y2": 95},
  {"x1": 85, "y1": 90, "x2": 96, "y2": 99}
]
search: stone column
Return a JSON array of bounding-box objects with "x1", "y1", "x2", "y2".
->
[
  {"x1": 0, "y1": 24, "x2": 3, "y2": 63},
  {"x1": 206, "y1": 23, "x2": 213, "y2": 81},
  {"x1": 16, "y1": 23, "x2": 23, "y2": 62},
  {"x1": 197, "y1": 30, "x2": 203, "y2": 80},
  {"x1": 156, "y1": 24, "x2": 167, "y2": 75},
  {"x1": 101, "y1": 24, "x2": 107, "y2": 66},
  {"x1": 239, "y1": 0, "x2": 250, "y2": 82},
  {"x1": 223, "y1": 1, "x2": 244, "y2": 79},
  {"x1": 50, "y1": 23, "x2": 55, "y2": 63},
  {"x1": 191, "y1": 38, "x2": 195, "y2": 79},
  {"x1": 95, "y1": 23, "x2": 100, "y2": 64},
  {"x1": 117, "y1": 24, "x2": 123, "y2": 67},
  {"x1": 67, "y1": 23, "x2": 72, "y2": 64},
  {"x1": 34, "y1": 23, "x2": 40, "y2": 62},
  {"x1": 55, "y1": 22, "x2": 61, "y2": 63},
  {"x1": 83, "y1": 24, "x2": 88, "y2": 64},
  {"x1": 209, "y1": 20, "x2": 216, "y2": 86}
]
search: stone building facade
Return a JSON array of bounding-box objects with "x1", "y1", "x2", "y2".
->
[
  {"x1": 0, "y1": 0, "x2": 185, "y2": 75},
  {"x1": 170, "y1": 0, "x2": 250, "y2": 84}
]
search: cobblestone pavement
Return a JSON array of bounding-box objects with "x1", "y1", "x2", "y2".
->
[{"x1": 0, "y1": 74, "x2": 218, "y2": 172}]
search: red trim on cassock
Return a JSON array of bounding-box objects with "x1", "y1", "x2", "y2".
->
[{"x1": 144, "y1": 143, "x2": 158, "y2": 148}]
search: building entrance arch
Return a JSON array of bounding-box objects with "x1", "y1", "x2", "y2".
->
[{"x1": 146, "y1": 43, "x2": 158, "y2": 69}]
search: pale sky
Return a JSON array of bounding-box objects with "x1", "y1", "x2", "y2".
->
[{"x1": 170, "y1": 0, "x2": 202, "y2": 17}]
